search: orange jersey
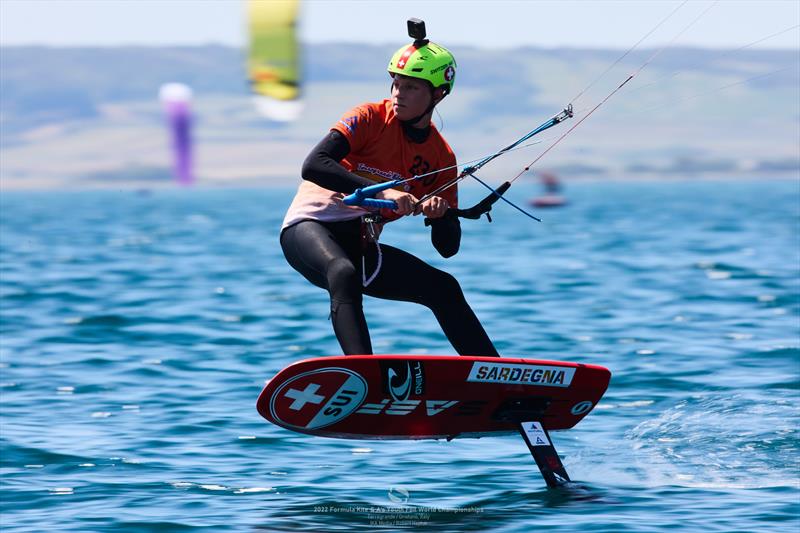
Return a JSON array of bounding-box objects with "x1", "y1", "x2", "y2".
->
[
  {"x1": 282, "y1": 99, "x2": 458, "y2": 230},
  {"x1": 332, "y1": 99, "x2": 458, "y2": 222}
]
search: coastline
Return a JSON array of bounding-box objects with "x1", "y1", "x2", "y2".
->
[{"x1": 2, "y1": 172, "x2": 797, "y2": 192}]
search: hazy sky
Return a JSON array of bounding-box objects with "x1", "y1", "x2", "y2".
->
[{"x1": 1, "y1": 0, "x2": 798, "y2": 50}]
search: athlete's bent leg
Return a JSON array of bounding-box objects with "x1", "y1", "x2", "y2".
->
[
  {"x1": 326, "y1": 256, "x2": 373, "y2": 355},
  {"x1": 279, "y1": 220, "x2": 372, "y2": 355},
  {"x1": 364, "y1": 244, "x2": 499, "y2": 357}
]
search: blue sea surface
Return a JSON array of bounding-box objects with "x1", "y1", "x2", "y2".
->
[{"x1": 1, "y1": 180, "x2": 798, "y2": 532}]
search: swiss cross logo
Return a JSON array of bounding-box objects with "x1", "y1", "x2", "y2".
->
[
  {"x1": 284, "y1": 383, "x2": 325, "y2": 411},
  {"x1": 396, "y1": 45, "x2": 417, "y2": 70},
  {"x1": 269, "y1": 368, "x2": 367, "y2": 430}
]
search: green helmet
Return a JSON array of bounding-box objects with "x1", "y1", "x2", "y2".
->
[{"x1": 387, "y1": 40, "x2": 457, "y2": 95}]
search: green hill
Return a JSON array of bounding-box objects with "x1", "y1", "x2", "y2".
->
[{"x1": 1, "y1": 44, "x2": 797, "y2": 188}]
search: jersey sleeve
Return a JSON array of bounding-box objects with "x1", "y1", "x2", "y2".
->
[{"x1": 331, "y1": 103, "x2": 378, "y2": 155}]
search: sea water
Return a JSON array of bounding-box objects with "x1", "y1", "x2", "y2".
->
[{"x1": 1, "y1": 180, "x2": 798, "y2": 532}]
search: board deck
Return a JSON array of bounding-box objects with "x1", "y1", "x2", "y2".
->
[{"x1": 257, "y1": 355, "x2": 610, "y2": 440}]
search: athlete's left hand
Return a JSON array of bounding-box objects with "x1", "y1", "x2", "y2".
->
[{"x1": 415, "y1": 196, "x2": 449, "y2": 218}]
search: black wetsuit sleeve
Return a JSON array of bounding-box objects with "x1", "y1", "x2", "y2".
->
[
  {"x1": 301, "y1": 130, "x2": 376, "y2": 193},
  {"x1": 429, "y1": 215, "x2": 461, "y2": 258}
]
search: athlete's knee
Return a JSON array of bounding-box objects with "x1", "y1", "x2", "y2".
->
[
  {"x1": 437, "y1": 270, "x2": 461, "y2": 291},
  {"x1": 327, "y1": 257, "x2": 361, "y2": 301},
  {"x1": 426, "y1": 270, "x2": 466, "y2": 307}
]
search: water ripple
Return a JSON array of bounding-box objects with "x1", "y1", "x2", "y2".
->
[{"x1": 1, "y1": 182, "x2": 798, "y2": 532}]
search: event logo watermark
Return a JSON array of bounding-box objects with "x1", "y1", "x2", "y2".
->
[
  {"x1": 387, "y1": 486, "x2": 410, "y2": 503},
  {"x1": 312, "y1": 486, "x2": 483, "y2": 528}
]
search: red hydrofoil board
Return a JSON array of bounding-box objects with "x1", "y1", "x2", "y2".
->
[{"x1": 257, "y1": 355, "x2": 610, "y2": 440}]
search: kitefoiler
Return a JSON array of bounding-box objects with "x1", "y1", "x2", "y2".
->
[
  {"x1": 530, "y1": 171, "x2": 567, "y2": 208},
  {"x1": 264, "y1": 18, "x2": 609, "y2": 488}
]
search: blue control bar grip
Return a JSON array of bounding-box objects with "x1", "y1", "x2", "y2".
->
[
  {"x1": 358, "y1": 198, "x2": 398, "y2": 209},
  {"x1": 343, "y1": 180, "x2": 401, "y2": 209}
]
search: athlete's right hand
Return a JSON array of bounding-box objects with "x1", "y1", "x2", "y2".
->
[{"x1": 377, "y1": 189, "x2": 418, "y2": 216}]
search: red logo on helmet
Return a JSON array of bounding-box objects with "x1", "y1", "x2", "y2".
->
[
  {"x1": 444, "y1": 66, "x2": 455, "y2": 81},
  {"x1": 396, "y1": 44, "x2": 417, "y2": 70}
]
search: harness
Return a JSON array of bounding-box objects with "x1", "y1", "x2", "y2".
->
[{"x1": 360, "y1": 213, "x2": 385, "y2": 287}]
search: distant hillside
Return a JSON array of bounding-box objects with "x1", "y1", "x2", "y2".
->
[
  {"x1": 2, "y1": 44, "x2": 796, "y2": 130},
  {"x1": 1, "y1": 44, "x2": 797, "y2": 188}
]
